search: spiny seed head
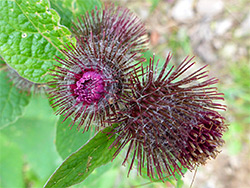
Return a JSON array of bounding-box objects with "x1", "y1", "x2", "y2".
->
[
  {"x1": 48, "y1": 4, "x2": 148, "y2": 132},
  {"x1": 109, "y1": 54, "x2": 227, "y2": 180}
]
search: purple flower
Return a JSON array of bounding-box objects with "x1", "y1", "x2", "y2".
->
[
  {"x1": 109, "y1": 54, "x2": 227, "y2": 180},
  {"x1": 73, "y1": 71, "x2": 105, "y2": 104},
  {"x1": 48, "y1": 5, "x2": 148, "y2": 132}
]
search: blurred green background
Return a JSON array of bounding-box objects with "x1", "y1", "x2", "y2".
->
[{"x1": 1, "y1": 0, "x2": 250, "y2": 187}]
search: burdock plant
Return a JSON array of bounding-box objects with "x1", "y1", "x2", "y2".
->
[
  {"x1": 0, "y1": 1, "x2": 228, "y2": 187},
  {"x1": 48, "y1": 3, "x2": 227, "y2": 184},
  {"x1": 109, "y1": 54, "x2": 227, "y2": 180},
  {"x1": 48, "y1": 4, "x2": 148, "y2": 132}
]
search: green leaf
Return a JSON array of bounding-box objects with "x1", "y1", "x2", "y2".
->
[
  {"x1": 44, "y1": 126, "x2": 117, "y2": 188},
  {"x1": 56, "y1": 116, "x2": 95, "y2": 160},
  {"x1": 56, "y1": 122, "x2": 112, "y2": 188},
  {"x1": 50, "y1": 0, "x2": 102, "y2": 28},
  {"x1": 0, "y1": 134, "x2": 25, "y2": 188},
  {"x1": 72, "y1": 163, "x2": 114, "y2": 188},
  {"x1": 0, "y1": 70, "x2": 30, "y2": 129},
  {"x1": 1, "y1": 96, "x2": 61, "y2": 181},
  {"x1": 0, "y1": 0, "x2": 75, "y2": 83}
]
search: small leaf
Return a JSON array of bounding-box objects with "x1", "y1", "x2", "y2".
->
[
  {"x1": 0, "y1": 70, "x2": 30, "y2": 129},
  {"x1": 0, "y1": 0, "x2": 75, "y2": 83},
  {"x1": 50, "y1": 0, "x2": 102, "y2": 28},
  {"x1": 55, "y1": 116, "x2": 95, "y2": 159},
  {"x1": 73, "y1": 162, "x2": 114, "y2": 188},
  {"x1": 0, "y1": 134, "x2": 25, "y2": 188},
  {"x1": 44, "y1": 126, "x2": 117, "y2": 188}
]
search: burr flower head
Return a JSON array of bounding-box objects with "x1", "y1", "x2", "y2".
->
[
  {"x1": 48, "y1": 4, "x2": 147, "y2": 132},
  {"x1": 110, "y1": 54, "x2": 227, "y2": 180}
]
